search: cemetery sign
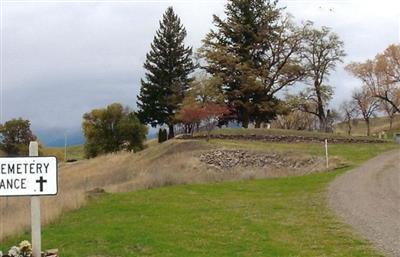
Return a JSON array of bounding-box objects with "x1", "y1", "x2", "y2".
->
[{"x1": 0, "y1": 156, "x2": 58, "y2": 196}]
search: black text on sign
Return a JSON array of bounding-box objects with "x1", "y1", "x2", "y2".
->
[{"x1": 0, "y1": 157, "x2": 58, "y2": 196}]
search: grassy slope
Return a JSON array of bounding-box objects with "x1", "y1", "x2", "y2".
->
[
  {"x1": 40, "y1": 115, "x2": 399, "y2": 161},
  {"x1": 42, "y1": 145, "x2": 84, "y2": 161},
  {"x1": 3, "y1": 140, "x2": 398, "y2": 257},
  {"x1": 209, "y1": 127, "x2": 377, "y2": 140},
  {"x1": 335, "y1": 114, "x2": 400, "y2": 137}
]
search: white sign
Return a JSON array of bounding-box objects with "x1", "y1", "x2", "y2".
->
[{"x1": 0, "y1": 157, "x2": 58, "y2": 196}]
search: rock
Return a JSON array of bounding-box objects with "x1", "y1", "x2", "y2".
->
[
  {"x1": 179, "y1": 133, "x2": 383, "y2": 144},
  {"x1": 44, "y1": 249, "x2": 59, "y2": 257},
  {"x1": 199, "y1": 150, "x2": 321, "y2": 171},
  {"x1": 45, "y1": 249, "x2": 58, "y2": 255}
]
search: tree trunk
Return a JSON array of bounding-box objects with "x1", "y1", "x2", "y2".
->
[
  {"x1": 242, "y1": 110, "x2": 250, "y2": 128},
  {"x1": 318, "y1": 116, "x2": 326, "y2": 132},
  {"x1": 347, "y1": 121, "x2": 352, "y2": 136},
  {"x1": 255, "y1": 120, "x2": 262, "y2": 129},
  {"x1": 168, "y1": 124, "x2": 175, "y2": 139},
  {"x1": 191, "y1": 125, "x2": 194, "y2": 136},
  {"x1": 365, "y1": 119, "x2": 370, "y2": 136},
  {"x1": 315, "y1": 82, "x2": 327, "y2": 132}
]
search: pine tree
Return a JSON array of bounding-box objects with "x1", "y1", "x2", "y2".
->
[
  {"x1": 200, "y1": 0, "x2": 305, "y2": 128},
  {"x1": 137, "y1": 7, "x2": 195, "y2": 138}
]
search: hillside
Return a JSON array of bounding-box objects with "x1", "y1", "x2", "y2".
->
[
  {"x1": 1, "y1": 133, "x2": 398, "y2": 256},
  {"x1": 335, "y1": 114, "x2": 400, "y2": 137},
  {"x1": 42, "y1": 145, "x2": 85, "y2": 161},
  {"x1": 1, "y1": 129, "x2": 398, "y2": 239},
  {"x1": 1, "y1": 137, "x2": 341, "y2": 238}
]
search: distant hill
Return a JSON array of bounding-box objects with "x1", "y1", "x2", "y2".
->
[
  {"x1": 34, "y1": 128, "x2": 84, "y2": 147},
  {"x1": 35, "y1": 126, "x2": 158, "y2": 147}
]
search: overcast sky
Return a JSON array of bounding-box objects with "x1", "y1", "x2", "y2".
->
[{"x1": 1, "y1": 0, "x2": 399, "y2": 135}]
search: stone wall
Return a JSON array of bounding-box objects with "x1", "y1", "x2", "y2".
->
[{"x1": 178, "y1": 134, "x2": 384, "y2": 144}]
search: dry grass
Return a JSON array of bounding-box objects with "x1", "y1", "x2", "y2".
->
[
  {"x1": 0, "y1": 139, "x2": 336, "y2": 242},
  {"x1": 335, "y1": 114, "x2": 400, "y2": 136}
]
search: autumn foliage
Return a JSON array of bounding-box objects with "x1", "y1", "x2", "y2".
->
[
  {"x1": 346, "y1": 44, "x2": 400, "y2": 113},
  {"x1": 177, "y1": 103, "x2": 230, "y2": 138}
]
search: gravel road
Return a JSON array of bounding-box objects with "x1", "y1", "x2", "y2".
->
[{"x1": 329, "y1": 149, "x2": 400, "y2": 257}]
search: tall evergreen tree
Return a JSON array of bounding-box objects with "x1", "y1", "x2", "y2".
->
[
  {"x1": 200, "y1": 0, "x2": 306, "y2": 128},
  {"x1": 137, "y1": 7, "x2": 195, "y2": 138}
]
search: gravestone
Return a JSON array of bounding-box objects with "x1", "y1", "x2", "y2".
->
[{"x1": 394, "y1": 133, "x2": 400, "y2": 144}]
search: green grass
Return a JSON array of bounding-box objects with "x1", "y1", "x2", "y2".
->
[
  {"x1": 43, "y1": 144, "x2": 84, "y2": 161},
  {"x1": 335, "y1": 115, "x2": 400, "y2": 137},
  {"x1": 2, "y1": 142, "x2": 398, "y2": 256},
  {"x1": 65, "y1": 145, "x2": 85, "y2": 160},
  {"x1": 209, "y1": 140, "x2": 398, "y2": 166},
  {"x1": 207, "y1": 127, "x2": 381, "y2": 141}
]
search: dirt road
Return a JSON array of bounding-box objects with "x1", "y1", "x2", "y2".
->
[{"x1": 329, "y1": 149, "x2": 400, "y2": 257}]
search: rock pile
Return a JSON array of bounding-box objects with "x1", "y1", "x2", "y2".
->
[{"x1": 199, "y1": 150, "x2": 320, "y2": 170}]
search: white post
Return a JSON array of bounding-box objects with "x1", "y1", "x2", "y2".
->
[
  {"x1": 64, "y1": 132, "x2": 67, "y2": 162},
  {"x1": 325, "y1": 139, "x2": 329, "y2": 169},
  {"x1": 29, "y1": 142, "x2": 41, "y2": 257}
]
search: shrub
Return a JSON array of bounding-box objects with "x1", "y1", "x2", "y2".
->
[{"x1": 158, "y1": 128, "x2": 168, "y2": 143}]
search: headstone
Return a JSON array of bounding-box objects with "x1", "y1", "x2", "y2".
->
[{"x1": 394, "y1": 133, "x2": 400, "y2": 144}]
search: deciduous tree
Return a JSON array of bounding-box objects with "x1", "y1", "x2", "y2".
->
[
  {"x1": 380, "y1": 99, "x2": 398, "y2": 130},
  {"x1": 346, "y1": 44, "x2": 400, "y2": 113},
  {"x1": 176, "y1": 103, "x2": 205, "y2": 135},
  {"x1": 202, "y1": 103, "x2": 231, "y2": 141},
  {"x1": 272, "y1": 111, "x2": 317, "y2": 131},
  {"x1": 339, "y1": 100, "x2": 358, "y2": 136},
  {"x1": 301, "y1": 24, "x2": 345, "y2": 131},
  {"x1": 176, "y1": 102, "x2": 230, "y2": 139},
  {"x1": 200, "y1": 0, "x2": 306, "y2": 128},
  {"x1": 352, "y1": 87, "x2": 380, "y2": 136},
  {"x1": 0, "y1": 118, "x2": 37, "y2": 156},
  {"x1": 82, "y1": 103, "x2": 147, "y2": 158}
]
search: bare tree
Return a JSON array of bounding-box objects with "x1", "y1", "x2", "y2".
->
[
  {"x1": 352, "y1": 87, "x2": 380, "y2": 136},
  {"x1": 380, "y1": 100, "x2": 398, "y2": 130},
  {"x1": 300, "y1": 23, "x2": 346, "y2": 132},
  {"x1": 346, "y1": 44, "x2": 400, "y2": 113},
  {"x1": 272, "y1": 111, "x2": 318, "y2": 131},
  {"x1": 340, "y1": 100, "x2": 358, "y2": 135}
]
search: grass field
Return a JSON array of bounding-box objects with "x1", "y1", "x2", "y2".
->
[
  {"x1": 209, "y1": 127, "x2": 378, "y2": 140},
  {"x1": 335, "y1": 114, "x2": 400, "y2": 137},
  {"x1": 42, "y1": 145, "x2": 85, "y2": 161},
  {"x1": 2, "y1": 139, "x2": 398, "y2": 257}
]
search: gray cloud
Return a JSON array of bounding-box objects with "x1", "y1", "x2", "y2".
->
[{"x1": 1, "y1": 0, "x2": 399, "y2": 135}]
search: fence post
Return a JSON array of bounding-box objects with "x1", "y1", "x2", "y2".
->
[{"x1": 325, "y1": 139, "x2": 329, "y2": 169}]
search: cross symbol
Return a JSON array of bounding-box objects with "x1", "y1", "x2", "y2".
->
[{"x1": 36, "y1": 176, "x2": 47, "y2": 192}]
